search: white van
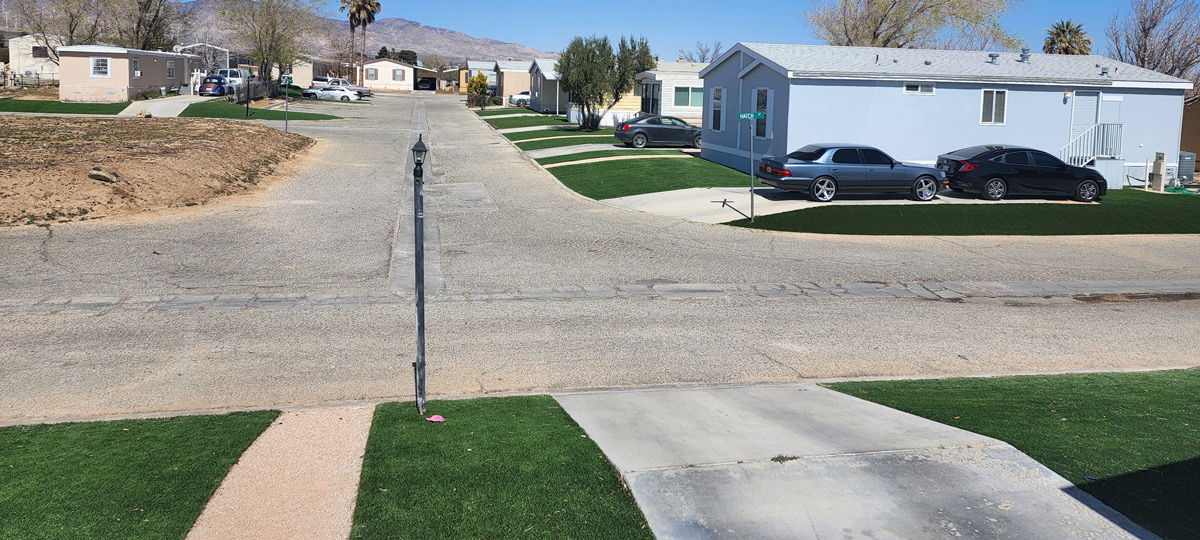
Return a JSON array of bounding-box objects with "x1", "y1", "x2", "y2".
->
[{"x1": 216, "y1": 68, "x2": 252, "y2": 86}]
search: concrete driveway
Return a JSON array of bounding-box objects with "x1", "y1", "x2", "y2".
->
[{"x1": 118, "y1": 94, "x2": 211, "y2": 117}]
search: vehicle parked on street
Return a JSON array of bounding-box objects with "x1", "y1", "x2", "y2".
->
[
  {"x1": 216, "y1": 68, "x2": 252, "y2": 87},
  {"x1": 614, "y1": 115, "x2": 702, "y2": 149},
  {"x1": 509, "y1": 91, "x2": 530, "y2": 107},
  {"x1": 314, "y1": 77, "x2": 372, "y2": 97},
  {"x1": 416, "y1": 77, "x2": 437, "y2": 91},
  {"x1": 756, "y1": 144, "x2": 946, "y2": 202},
  {"x1": 303, "y1": 86, "x2": 360, "y2": 101},
  {"x1": 197, "y1": 76, "x2": 230, "y2": 96},
  {"x1": 936, "y1": 145, "x2": 1106, "y2": 202}
]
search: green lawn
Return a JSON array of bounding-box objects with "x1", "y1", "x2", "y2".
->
[
  {"x1": 827, "y1": 370, "x2": 1200, "y2": 540},
  {"x1": 538, "y1": 149, "x2": 685, "y2": 166},
  {"x1": 0, "y1": 411, "x2": 279, "y2": 540},
  {"x1": 729, "y1": 189, "x2": 1200, "y2": 235},
  {"x1": 505, "y1": 128, "x2": 614, "y2": 142},
  {"x1": 486, "y1": 116, "x2": 572, "y2": 129},
  {"x1": 350, "y1": 397, "x2": 652, "y2": 540},
  {"x1": 178, "y1": 101, "x2": 339, "y2": 120},
  {"x1": 549, "y1": 157, "x2": 749, "y2": 199},
  {"x1": 516, "y1": 136, "x2": 620, "y2": 151},
  {"x1": 475, "y1": 108, "x2": 542, "y2": 117},
  {"x1": 0, "y1": 99, "x2": 128, "y2": 115}
]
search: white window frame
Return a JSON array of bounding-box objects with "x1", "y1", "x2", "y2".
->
[
  {"x1": 131, "y1": 57, "x2": 140, "y2": 78},
  {"x1": 366, "y1": 68, "x2": 377, "y2": 81},
  {"x1": 980, "y1": 88, "x2": 1007, "y2": 126},
  {"x1": 166, "y1": 60, "x2": 176, "y2": 79},
  {"x1": 89, "y1": 57, "x2": 111, "y2": 78},
  {"x1": 753, "y1": 87, "x2": 773, "y2": 139},
  {"x1": 710, "y1": 86, "x2": 725, "y2": 132},
  {"x1": 903, "y1": 82, "x2": 934, "y2": 95},
  {"x1": 673, "y1": 86, "x2": 704, "y2": 108}
]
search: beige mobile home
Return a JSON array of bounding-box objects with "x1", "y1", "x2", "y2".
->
[
  {"x1": 58, "y1": 45, "x2": 194, "y2": 102},
  {"x1": 493, "y1": 60, "x2": 532, "y2": 102},
  {"x1": 362, "y1": 58, "x2": 415, "y2": 92},
  {"x1": 7, "y1": 34, "x2": 62, "y2": 81}
]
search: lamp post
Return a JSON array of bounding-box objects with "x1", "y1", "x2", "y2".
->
[{"x1": 411, "y1": 135, "x2": 429, "y2": 414}]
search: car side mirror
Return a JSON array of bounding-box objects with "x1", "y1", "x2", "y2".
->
[{"x1": 891, "y1": 161, "x2": 898, "y2": 169}]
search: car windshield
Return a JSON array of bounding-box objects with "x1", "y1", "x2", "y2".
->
[{"x1": 787, "y1": 145, "x2": 826, "y2": 162}]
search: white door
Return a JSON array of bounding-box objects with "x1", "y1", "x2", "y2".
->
[{"x1": 1071, "y1": 91, "x2": 1100, "y2": 140}]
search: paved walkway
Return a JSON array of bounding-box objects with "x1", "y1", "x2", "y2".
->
[
  {"x1": 118, "y1": 94, "x2": 210, "y2": 118},
  {"x1": 556, "y1": 385, "x2": 1156, "y2": 539}
]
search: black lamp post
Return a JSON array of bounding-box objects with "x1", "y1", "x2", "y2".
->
[{"x1": 411, "y1": 134, "x2": 428, "y2": 414}]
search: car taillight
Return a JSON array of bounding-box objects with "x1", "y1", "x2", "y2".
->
[
  {"x1": 620, "y1": 124, "x2": 630, "y2": 131},
  {"x1": 954, "y1": 160, "x2": 978, "y2": 173},
  {"x1": 759, "y1": 162, "x2": 790, "y2": 177}
]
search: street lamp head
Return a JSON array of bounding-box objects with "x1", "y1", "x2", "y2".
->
[{"x1": 412, "y1": 135, "x2": 428, "y2": 166}]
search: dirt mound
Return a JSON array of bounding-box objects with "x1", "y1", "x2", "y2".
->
[{"x1": 0, "y1": 117, "x2": 313, "y2": 225}]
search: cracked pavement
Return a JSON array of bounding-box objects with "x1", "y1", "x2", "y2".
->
[{"x1": 2, "y1": 93, "x2": 1199, "y2": 423}]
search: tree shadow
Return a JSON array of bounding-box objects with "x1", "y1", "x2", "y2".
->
[{"x1": 1066, "y1": 457, "x2": 1200, "y2": 540}]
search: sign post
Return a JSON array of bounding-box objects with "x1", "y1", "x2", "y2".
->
[
  {"x1": 281, "y1": 76, "x2": 293, "y2": 133},
  {"x1": 737, "y1": 112, "x2": 766, "y2": 222}
]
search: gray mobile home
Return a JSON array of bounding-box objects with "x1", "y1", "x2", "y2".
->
[
  {"x1": 700, "y1": 43, "x2": 1192, "y2": 187},
  {"x1": 529, "y1": 59, "x2": 569, "y2": 114}
]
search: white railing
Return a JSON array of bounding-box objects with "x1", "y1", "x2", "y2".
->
[{"x1": 1060, "y1": 123, "x2": 1123, "y2": 167}]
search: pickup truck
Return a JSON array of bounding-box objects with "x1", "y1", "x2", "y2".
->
[
  {"x1": 508, "y1": 91, "x2": 530, "y2": 107},
  {"x1": 216, "y1": 68, "x2": 252, "y2": 87},
  {"x1": 313, "y1": 77, "x2": 372, "y2": 97}
]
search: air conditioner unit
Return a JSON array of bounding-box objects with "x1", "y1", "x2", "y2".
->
[
  {"x1": 23, "y1": 70, "x2": 35, "y2": 77},
  {"x1": 133, "y1": 71, "x2": 142, "y2": 77}
]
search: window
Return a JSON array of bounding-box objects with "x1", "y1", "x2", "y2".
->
[
  {"x1": 711, "y1": 87, "x2": 723, "y2": 132},
  {"x1": 1030, "y1": 152, "x2": 1061, "y2": 168},
  {"x1": 90, "y1": 57, "x2": 110, "y2": 78},
  {"x1": 755, "y1": 88, "x2": 772, "y2": 138},
  {"x1": 673, "y1": 86, "x2": 704, "y2": 107},
  {"x1": 166, "y1": 60, "x2": 175, "y2": 79},
  {"x1": 663, "y1": 117, "x2": 688, "y2": 127},
  {"x1": 366, "y1": 68, "x2": 377, "y2": 81},
  {"x1": 1003, "y1": 151, "x2": 1030, "y2": 165},
  {"x1": 981, "y1": 89, "x2": 1007, "y2": 125},
  {"x1": 131, "y1": 57, "x2": 140, "y2": 76},
  {"x1": 860, "y1": 148, "x2": 893, "y2": 165},
  {"x1": 832, "y1": 149, "x2": 862, "y2": 164},
  {"x1": 787, "y1": 145, "x2": 826, "y2": 161},
  {"x1": 393, "y1": 69, "x2": 404, "y2": 81},
  {"x1": 32, "y1": 46, "x2": 48, "y2": 58},
  {"x1": 903, "y1": 83, "x2": 934, "y2": 95}
]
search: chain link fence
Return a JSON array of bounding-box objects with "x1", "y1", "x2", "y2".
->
[
  {"x1": 225, "y1": 80, "x2": 281, "y2": 104},
  {"x1": 1, "y1": 72, "x2": 58, "y2": 88}
]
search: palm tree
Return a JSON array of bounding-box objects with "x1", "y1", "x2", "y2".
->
[
  {"x1": 357, "y1": 0, "x2": 381, "y2": 85},
  {"x1": 1043, "y1": 20, "x2": 1092, "y2": 55},
  {"x1": 339, "y1": 0, "x2": 360, "y2": 79}
]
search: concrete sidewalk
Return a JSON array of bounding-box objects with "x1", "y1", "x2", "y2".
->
[
  {"x1": 118, "y1": 94, "x2": 210, "y2": 118},
  {"x1": 556, "y1": 384, "x2": 1156, "y2": 540}
]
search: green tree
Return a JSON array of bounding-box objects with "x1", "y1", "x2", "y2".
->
[
  {"x1": 356, "y1": 0, "x2": 380, "y2": 84},
  {"x1": 1043, "y1": 20, "x2": 1092, "y2": 54},
  {"x1": 395, "y1": 49, "x2": 418, "y2": 65},
  {"x1": 467, "y1": 71, "x2": 488, "y2": 108},
  {"x1": 377, "y1": 45, "x2": 389, "y2": 59},
  {"x1": 556, "y1": 35, "x2": 654, "y2": 131},
  {"x1": 338, "y1": 0, "x2": 360, "y2": 80},
  {"x1": 807, "y1": 0, "x2": 1023, "y2": 50}
]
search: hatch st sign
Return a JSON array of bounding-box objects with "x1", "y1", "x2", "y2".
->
[{"x1": 737, "y1": 112, "x2": 765, "y2": 120}]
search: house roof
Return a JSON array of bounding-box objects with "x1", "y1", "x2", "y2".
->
[
  {"x1": 494, "y1": 60, "x2": 532, "y2": 72},
  {"x1": 700, "y1": 42, "x2": 1193, "y2": 89},
  {"x1": 637, "y1": 61, "x2": 707, "y2": 82},
  {"x1": 363, "y1": 58, "x2": 416, "y2": 69},
  {"x1": 531, "y1": 59, "x2": 558, "y2": 80},
  {"x1": 58, "y1": 45, "x2": 196, "y2": 58},
  {"x1": 466, "y1": 60, "x2": 495, "y2": 71}
]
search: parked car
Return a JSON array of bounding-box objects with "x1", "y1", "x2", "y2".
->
[
  {"x1": 198, "y1": 75, "x2": 230, "y2": 96},
  {"x1": 304, "y1": 86, "x2": 360, "y2": 101},
  {"x1": 485, "y1": 84, "x2": 497, "y2": 96},
  {"x1": 315, "y1": 77, "x2": 372, "y2": 97},
  {"x1": 936, "y1": 145, "x2": 1106, "y2": 202},
  {"x1": 756, "y1": 144, "x2": 946, "y2": 202},
  {"x1": 216, "y1": 68, "x2": 252, "y2": 87},
  {"x1": 416, "y1": 77, "x2": 437, "y2": 91},
  {"x1": 615, "y1": 115, "x2": 702, "y2": 149},
  {"x1": 509, "y1": 91, "x2": 530, "y2": 107}
]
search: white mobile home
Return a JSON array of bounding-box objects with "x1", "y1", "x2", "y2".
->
[
  {"x1": 636, "y1": 61, "x2": 707, "y2": 123},
  {"x1": 700, "y1": 43, "x2": 1192, "y2": 187}
]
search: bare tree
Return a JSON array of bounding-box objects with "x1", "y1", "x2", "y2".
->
[
  {"x1": 1107, "y1": 0, "x2": 1200, "y2": 95},
  {"x1": 806, "y1": 0, "x2": 1023, "y2": 50},
  {"x1": 13, "y1": 0, "x2": 105, "y2": 64},
  {"x1": 679, "y1": 41, "x2": 722, "y2": 62},
  {"x1": 221, "y1": 0, "x2": 321, "y2": 81},
  {"x1": 109, "y1": 0, "x2": 188, "y2": 51}
]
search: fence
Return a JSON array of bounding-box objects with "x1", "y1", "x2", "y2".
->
[
  {"x1": 1, "y1": 72, "x2": 59, "y2": 88},
  {"x1": 226, "y1": 79, "x2": 281, "y2": 104}
]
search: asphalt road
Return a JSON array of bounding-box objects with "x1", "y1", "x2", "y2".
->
[{"x1": 2, "y1": 94, "x2": 1198, "y2": 423}]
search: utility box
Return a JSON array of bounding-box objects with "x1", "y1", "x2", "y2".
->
[
  {"x1": 1180, "y1": 151, "x2": 1196, "y2": 184},
  {"x1": 1150, "y1": 152, "x2": 1167, "y2": 191}
]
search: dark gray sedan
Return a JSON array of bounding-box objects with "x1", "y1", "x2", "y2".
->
[
  {"x1": 615, "y1": 115, "x2": 702, "y2": 148},
  {"x1": 757, "y1": 144, "x2": 947, "y2": 202}
]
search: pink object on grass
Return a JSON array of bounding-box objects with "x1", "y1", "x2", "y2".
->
[{"x1": 426, "y1": 415, "x2": 445, "y2": 423}]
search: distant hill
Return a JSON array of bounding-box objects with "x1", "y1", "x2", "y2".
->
[{"x1": 176, "y1": 0, "x2": 556, "y2": 62}]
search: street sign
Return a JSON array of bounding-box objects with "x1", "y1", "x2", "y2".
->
[
  {"x1": 738, "y1": 112, "x2": 765, "y2": 120},
  {"x1": 281, "y1": 76, "x2": 293, "y2": 85}
]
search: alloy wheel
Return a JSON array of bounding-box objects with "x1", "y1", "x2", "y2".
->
[
  {"x1": 811, "y1": 177, "x2": 837, "y2": 202},
  {"x1": 984, "y1": 178, "x2": 1006, "y2": 200},
  {"x1": 912, "y1": 177, "x2": 937, "y2": 201}
]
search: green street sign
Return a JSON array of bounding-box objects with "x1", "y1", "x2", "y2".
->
[
  {"x1": 281, "y1": 76, "x2": 293, "y2": 84},
  {"x1": 738, "y1": 112, "x2": 765, "y2": 120}
]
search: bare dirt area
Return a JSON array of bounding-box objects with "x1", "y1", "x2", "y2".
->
[
  {"x1": 0, "y1": 86, "x2": 60, "y2": 100},
  {"x1": 0, "y1": 117, "x2": 313, "y2": 226}
]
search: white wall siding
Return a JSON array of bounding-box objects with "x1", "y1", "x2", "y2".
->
[{"x1": 655, "y1": 72, "x2": 705, "y2": 120}]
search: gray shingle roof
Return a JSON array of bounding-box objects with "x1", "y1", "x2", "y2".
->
[
  {"x1": 649, "y1": 61, "x2": 708, "y2": 73},
  {"x1": 532, "y1": 59, "x2": 558, "y2": 80},
  {"x1": 735, "y1": 43, "x2": 1189, "y2": 86},
  {"x1": 466, "y1": 61, "x2": 494, "y2": 71},
  {"x1": 495, "y1": 60, "x2": 533, "y2": 72}
]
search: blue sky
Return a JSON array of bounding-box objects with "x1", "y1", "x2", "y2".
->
[{"x1": 358, "y1": 0, "x2": 1133, "y2": 59}]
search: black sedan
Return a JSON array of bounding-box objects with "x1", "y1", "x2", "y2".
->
[
  {"x1": 936, "y1": 145, "x2": 1106, "y2": 202},
  {"x1": 615, "y1": 115, "x2": 701, "y2": 148},
  {"x1": 757, "y1": 144, "x2": 946, "y2": 202}
]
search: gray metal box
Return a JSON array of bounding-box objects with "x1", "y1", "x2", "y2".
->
[{"x1": 1181, "y1": 151, "x2": 1196, "y2": 183}]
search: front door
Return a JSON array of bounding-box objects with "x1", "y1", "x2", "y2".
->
[{"x1": 1071, "y1": 91, "x2": 1100, "y2": 140}]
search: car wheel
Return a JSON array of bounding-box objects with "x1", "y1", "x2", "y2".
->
[
  {"x1": 910, "y1": 176, "x2": 938, "y2": 201},
  {"x1": 1074, "y1": 179, "x2": 1101, "y2": 202},
  {"x1": 982, "y1": 178, "x2": 1007, "y2": 200},
  {"x1": 632, "y1": 134, "x2": 648, "y2": 148},
  {"x1": 808, "y1": 176, "x2": 837, "y2": 202},
  {"x1": 517, "y1": 100, "x2": 527, "y2": 107},
  {"x1": 691, "y1": 134, "x2": 702, "y2": 149},
  {"x1": 340, "y1": 96, "x2": 350, "y2": 102}
]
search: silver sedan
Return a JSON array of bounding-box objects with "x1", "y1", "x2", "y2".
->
[{"x1": 757, "y1": 144, "x2": 947, "y2": 202}]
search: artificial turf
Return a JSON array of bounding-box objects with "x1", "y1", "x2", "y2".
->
[
  {"x1": 486, "y1": 115, "x2": 572, "y2": 129},
  {"x1": 516, "y1": 136, "x2": 621, "y2": 151},
  {"x1": 178, "y1": 101, "x2": 339, "y2": 120},
  {"x1": 827, "y1": 370, "x2": 1200, "y2": 540},
  {"x1": 349, "y1": 397, "x2": 653, "y2": 540},
  {"x1": 504, "y1": 128, "x2": 614, "y2": 141},
  {"x1": 728, "y1": 189, "x2": 1200, "y2": 235},
  {"x1": 0, "y1": 99, "x2": 128, "y2": 114},
  {"x1": 548, "y1": 157, "x2": 749, "y2": 199},
  {"x1": 537, "y1": 149, "x2": 685, "y2": 166},
  {"x1": 0, "y1": 411, "x2": 279, "y2": 540}
]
